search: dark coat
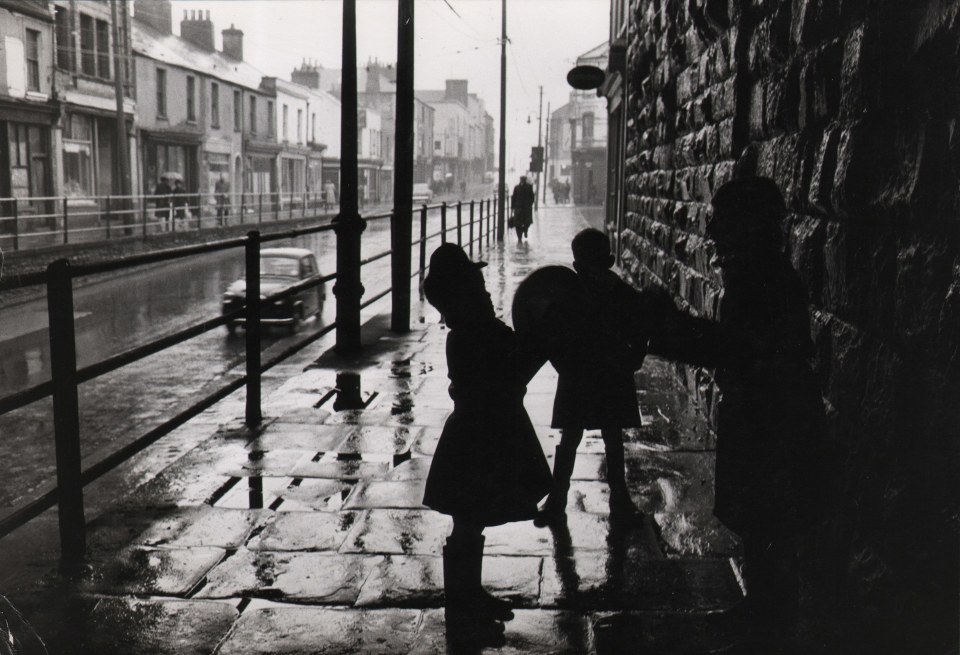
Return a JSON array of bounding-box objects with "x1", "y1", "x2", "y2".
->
[
  {"x1": 511, "y1": 182, "x2": 535, "y2": 226},
  {"x1": 423, "y1": 316, "x2": 552, "y2": 526},
  {"x1": 712, "y1": 256, "x2": 825, "y2": 536},
  {"x1": 153, "y1": 181, "x2": 172, "y2": 217}
]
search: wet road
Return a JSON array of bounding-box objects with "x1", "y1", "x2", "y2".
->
[{"x1": 0, "y1": 211, "x2": 448, "y2": 510}]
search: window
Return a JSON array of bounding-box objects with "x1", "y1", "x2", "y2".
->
[
  {"x1": 79, "y1": 14, "x2": 110, "y2": 78},
  {"x1": 79, "y1": 14, "x2": 95, "y2": 75},
  {"x1": 249, "y1": 96, "x2": 257, "y2": 134},
  {"x1": 267, "y1": 100, "x2": 274, "y2": 137},
  {"x1": 55, "y1": 6, "x2": 72, "y2": 70},
  {"x1": 582, "y1": 112, "x2": 594, "y2": 140},
  {"x1": 434, "y1": 140, "x2": 441, "y2": 151},
  {"x1": 210, "y1": 83, "x2": 220, "y2": 128},
  {"x1": 156, "y1": 68, "x2": 167, "y2": 117},
  {"x1": 95, "y1": 19, "x2": 109, "y2": 79},
  {"x1": 297, "y1": 109, "x2": 303, "y2": 144},
  {"x1": 233, "y1": 89, "x2": 242, "y2": 131},
  {"x1": 62, "y1": 113, "x2": 94, "y2": 197},
  {"x1": 311, "y1": 113, "x2": 316, "y2": 142},
  {"x1": 282, "y1": 104, "x2": 288, "y2": 141},
  {"x1": 25, "y1": 29, "x2": 40, "y2": 92},
  {"x1": 186, "y1": 76, "x2": 196, "y2": 122}
]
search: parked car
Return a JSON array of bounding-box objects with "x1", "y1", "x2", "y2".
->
[
  {"x1": 412, "y1": 183, "x2": 433, "y2": 204},
  {"x1": 222, "y1": 247, "x2": 325, "y2": 335}
]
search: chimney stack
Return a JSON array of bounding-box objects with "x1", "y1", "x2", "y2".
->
[
  {"x1": 181, "y1": 8, "x2": 215, "y2": 51},
  {"x1": 133, "y1": 0, "x2": 172, "y2": 34},
  {"x1": 222, "y1": 24, "x2": 244, "y2": 61}
]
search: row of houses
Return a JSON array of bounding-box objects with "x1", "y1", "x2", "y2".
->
[{"x1": 0, "y1": 0, "x2": 494, "y2": 231}]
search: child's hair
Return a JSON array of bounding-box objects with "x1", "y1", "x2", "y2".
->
[{"x1": 571, "y1": 228, "x2": 611, "y2": 268}]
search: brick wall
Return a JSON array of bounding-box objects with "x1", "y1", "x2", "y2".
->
[{"x1": 620, "y1": 0, "x2": 958, "y2": 649}]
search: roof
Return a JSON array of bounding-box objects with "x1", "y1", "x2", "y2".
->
[
  {"x1": 415, "y1": 90, "x2": 446, "y2": 104},
  {"x1": 577, "y1": 41, "x2": 609, "y2": 64},
  {"x1": 132, "y1": 21, "x2": 269, "y2": 93}
]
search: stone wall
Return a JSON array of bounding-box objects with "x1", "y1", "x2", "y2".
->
[{"x1": 620, "y1": 0, "x2": 958, "y2": 650}]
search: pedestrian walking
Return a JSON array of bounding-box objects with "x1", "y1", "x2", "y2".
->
[
  {"x1": 703, "y1": 177, "x2": 826, "y2": 650},
  {"x1": 215, "y1": 174, "x2": 230, "y2": 226},
  {"x1": 153, "y1": 176, "x2": 173, "y2": 231},
  {"x1": 510, "y1": 176, "x2": 535, "y2": 242},
  {"x1": 172, "y1": 179, "x2": 188, "y2": 225},
  {"x1": 422, "y1": 243, "x2": 552, "y2": 649},
  {"x1": 323, "y1": 180, "x2": 336, "y2": 211}
]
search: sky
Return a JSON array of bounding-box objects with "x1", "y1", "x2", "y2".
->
[{"x1": 167, "y1": 0, "x2": 610, "y2": 174}]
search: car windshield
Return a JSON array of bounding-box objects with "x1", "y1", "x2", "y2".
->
[{"x1": 261, "y1": 256, "x2": 300, "y2": 277}]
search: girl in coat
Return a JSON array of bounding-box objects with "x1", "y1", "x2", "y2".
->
[{"x1": 422, "y1": 244, "x2": 552, "y2": 648}]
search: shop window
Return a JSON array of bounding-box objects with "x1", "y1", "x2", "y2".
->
[
  {"x1": 55, "y1": 6, "x2": 72, "y2": 70},
  {"x1": 156, "y1": 68, "x2": 167, "y2": 117},
  {"x1": 210, "y1": 83, "x2": 220, "y2": 128},
  {"x1": 186, "y1": 76, "x2": 196, "y2": 122},
  {"x1": 63, "y1": 114, "x2": 94, "y2": 198},
  {"x1": 25, "y1": 29, "x2": 41, "y2": 92}
]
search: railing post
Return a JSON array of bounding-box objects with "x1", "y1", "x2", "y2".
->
[
  {"x1": 440, "y1": 202, "x2": 447, "y2": 244},
  {"x1": 258, "y1": 192, "x2": 263, "y2": 224},
  {"x1": 105, "y1": 196, "x2": 112, "y2": 240},
  {"x1": 11, "y1": 200, "x2": 19, "y2": 252},
  {"x1": 197, "y1": 194, "x2": 203, "y2": 232},
  {"x1": 245, "y1": 230, "x2": 262, "y2": 427},
  {"x1": 469, "y1": 200, "x2": 474, "y2": 257},
  {"x1": 170, "y1": 199, "x2": 176, "y2": 233},
  {"x1": 46, "y1": 259, "x2": 86, "y2": 572},
  {"x1": 456, "y1": 200, "x2": 462, "y2": 246},
  {"x1": 142, "y1": 195, "x2": 148, "y2": 237},
  {"x1": 240, "y1": 191, "x2": 246, "y2": 225},
  {"x1": 487, "y1": 198, "x2": 493, "y2": 245},
  {"x1": 274, "y1": 192, "x2": 280, "y2": 222},
  {"x1": 62, "y1": 198, "x2": 69, "y2": 244},
  {"x1": 478, "y1": 199, "x2": 483, "y2": 255},
  {"x1": 418, "y1": 205, "x2": 427, "y2": 299}
]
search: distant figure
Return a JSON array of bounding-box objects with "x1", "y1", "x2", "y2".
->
[
  {"x1": 510, "y1": 176, "x2": 535, "y2": 243},
  {"x1": 535, "y1": 229, "x2": 671, "y2": 523},
  {"x1": 422, "y1": 244, "x2": 551, "y2": 649},
  {"x1": 215, "y1": 174, "x2": 230, "y2": 226},
  {"x1": 172, "y1": 179, "x2": 188, "y2": 223},
  {"x1": 323, "y1": 180, "x2": 336, "y2": 210},
  {"x1": 705, "y1": 177, "x2": 826, "y2": 650},
  {"x1": 460, "y1": 179, "x2": 467, "y2": 198},
  {"x1": 153, "y1": 177, "x2": 173, "y2": 231}
]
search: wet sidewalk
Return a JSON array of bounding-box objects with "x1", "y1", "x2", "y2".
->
[{"x1": 0, "y1": 205, "x2": 742, "y2": 654}]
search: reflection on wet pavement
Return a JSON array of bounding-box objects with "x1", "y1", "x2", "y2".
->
[{"x1": 0, "y1": 206, "x2": 743, "y2": 654}]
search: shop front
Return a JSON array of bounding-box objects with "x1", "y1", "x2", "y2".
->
[{"x1": 0, "y1": 101, "x2": 55, "y2": 232}]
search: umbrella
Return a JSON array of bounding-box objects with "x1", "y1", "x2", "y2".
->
[{"x1": 160, "y1": 171, "x2": 183, "y2": 182}]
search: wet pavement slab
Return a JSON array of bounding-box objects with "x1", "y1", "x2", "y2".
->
[{"x1": 0, "y1": 206, "x2": 743, "y2": 654}]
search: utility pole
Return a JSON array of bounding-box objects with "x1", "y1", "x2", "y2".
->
[
  {"x1": 334, "y1": 0, "x2": 366, "y2": 353},
  {"x1": 110, "y1": 0, "x2": 131, "y2": 201},
  {"x1": 391, "y1": 0, "x2": 414, "y2": 332},
  {"x1": 543, "y1": 101, "x2": 550, "y2": 205},
  {"x1": 535, "y1": 85, "x2": 542, "y2": 210},
  {"x1": 496, "y1": 0, "x2": 507, "y2": 241}
]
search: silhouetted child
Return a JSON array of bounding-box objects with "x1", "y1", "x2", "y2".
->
[
  {"x1": 705, "y1": 177, "x2": 825, "y2": 650},
  {"x1": 422, "y1": 244, "x2": 551, "y2": 649},
  {"x1": 538, "y1": 228, "x2": 666, "y2": 522}
]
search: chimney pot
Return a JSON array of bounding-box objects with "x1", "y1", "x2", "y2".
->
[
  {"x1": 206, "y1": 10, "x2": 210, "y2": 20},
  {"x1": 183, "y1": 9, "x2": 187, "y2": 18}
]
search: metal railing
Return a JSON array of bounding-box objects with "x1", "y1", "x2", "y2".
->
[
  {"x1": 0, "y1": 197, "x2": 496, "y2": 570},
  {"x1": 0, "y1": 190, "x2": 344, "y2": 252}
]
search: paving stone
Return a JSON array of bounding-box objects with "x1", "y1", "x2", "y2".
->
[
  {"x1": 383, "y1": 456, "x2": 433, "y2": 480},
  {"x1": 409, "y1": 608, "x2": 594, "y2": 655},
  {"x1": 216, "y1": 449, "x2": 309, "y2": 477},
  {"x1": 631, "y1": 388, "x2": 716, "y2": 451},
  {"x1": 410, "y1": 428, "x2": 441, "y2": 456},
  {"x1": 84, "y1": 546, "x2": 225, "y2": 596},
  {"x1": 249, "y1": 511, "x2": 362, "y2": 551},
  {"x1": 290, "y1": 456, "x2": 390, "y2": 480},
  {"x1": 218, "y1": 604, "x2": 421, "y2": 655},
  {"x1": 135, "y1": 506, "x2": 269, "y2": 549},
  {"x1": 197, "y1": 550, "x2": 382, "y2": 603},
  {"x1": 541, "y1": 554, "x2": 743, "y2": 612},
  {"x1": 248, "y1": 423, "x2": 353, "y2": 452},
  {"x1": 591, "y1": 610, "x2": 741, "y2": 655},
  {"x1": 340, "y1": 509, "x2": 450, "y2": 555},
  {"x1": 274, "y1": 478, "x2": 356, "y2": 512},
  {"x1": 336, "y1": 425, "x2": 421, "y2": 455},
  {"x1": 342, "y1": 480, "x2": 427, "y2": 510},
  {"x1": 74, "y1": 597, "x2": 237, "y2": 655}
]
